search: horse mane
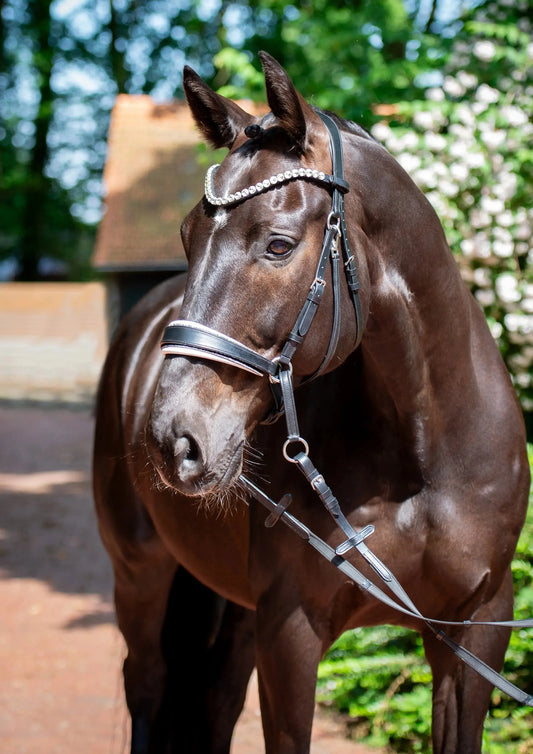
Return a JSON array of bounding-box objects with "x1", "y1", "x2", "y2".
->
[{"x1": 313, "y1": 107, "x2": 375, "y2": 142}]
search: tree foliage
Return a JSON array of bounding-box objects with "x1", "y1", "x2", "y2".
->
[
  {"x1": 2, "y1": 0, "x2": 530, "y2": 421},
  {"x1": 0, "y1": 0, "x2": 432, "y2": 279}
]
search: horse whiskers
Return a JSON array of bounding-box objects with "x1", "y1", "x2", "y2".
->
[
  {"x1": 194, "y1": 482, "x2": 240, "y2": 517},
  {"x1": 192, "y1": 442, "x2": 268, "y2": 515}
]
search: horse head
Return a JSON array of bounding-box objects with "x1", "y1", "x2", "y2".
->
[{"x1": 147, "y1": 54, "x2": 371, "y2": 498}]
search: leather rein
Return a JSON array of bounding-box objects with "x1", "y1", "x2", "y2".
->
[{"x1": 160, "y1": 112, "x2": 533, "y2": 707}]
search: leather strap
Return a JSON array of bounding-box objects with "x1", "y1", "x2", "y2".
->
[
  {"x1": 318, "y1": 112, "x2": 363, "y2": 349},
  {"x1": 240, "y1": 474, "x2": 533, "y2": 708},
  {"x1": 161, "y1": 321, "x2": 278, "y2": 378}
]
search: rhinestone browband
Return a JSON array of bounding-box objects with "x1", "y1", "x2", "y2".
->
[{"x1": 204, "y1": 163, "x2": 346, "y2": 208}]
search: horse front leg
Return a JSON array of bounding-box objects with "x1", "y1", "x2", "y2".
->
[
  {"x1": 422, "y1": 569, "x2": 514, "y2": 754},
  {"x1": 255, "y1": 592, "x2": 323, "y2": 754},
  {"x1": 113, "y1": 545, "x2": 177, "y2": 754},
  {"x1": 153, "y1": 569, "x2": 255, "y2": 754}
]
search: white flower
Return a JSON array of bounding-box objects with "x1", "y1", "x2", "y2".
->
[
  {"x1": 505, "y1": 313, "x2": 533, "y2": 334},
  {"x1": 464, "y1": 151, "x2": 486, "y2": 170},
  {"x1": 481, "y1": 129, "x2": 506, "y2": 150},
  {"x1": 494, "y1": 227, "x2": 513, "y2": 245},
  {"x1": 493, "y1": 240, "x2": 514, "y2": 258},
  {"x1": 424, "y1": 132, "x2": 447, "y2": 152},
  {"x1": 397, "y1": 153, "x2": 421, "y2": 174},
  {"x1": 473, "y1": 267, "x2": 491, "y2": 287},
  {"x1": 472, "y1": 101, "x2": 488, "y2": 117},
  {"x1": 398, "y1": 132, "x2": 419, "y2": 150},
  {"x1": 496, "y1": 274, "x2": 521, "y2": 303},
  {"x1": 426, "y1": 87, "x2": 445, "y2": 102},
  {"x1": 515, "y1": 221, "x2": 532, "y2": 241},
  {"x1": 461, "y1": 238, "x2": 475, "y2": 256},
  {"x1": 413, "y1": 110, "x2": 436, "y2": 131},
  {"x1": 450, "y1": 163, "x2": 469, "y2": 182},
  {"x1": 496, "y1": 210, "x2": 514, "y2": 227},
  {"x1": 457, "y1": 71, "x2": 478, "y2": 90},
  {"x1": 433, "y1": 161, "x2": 448, "y2": 178},
  {"x1": 476, "y1": 83, "x2": 500, "y2": 104},
  {"x1": 372, "y1": 122, "x2": 392, "y2": 143},
  {"x1": 493, "y1": 172, "x2": 517, "y2": 201},
  {"x1": 439, "y1": 179, "x2": 458, "y2": 197},
  {"x1": 501, "y1": 105, "x2": 528, "y2": 127},
  {"x1": 481, "y1": 195, "x2": 505, "y2": 216},
  {"x1": 473, "y1": 233, "x2": 492, "y2": 258},
  {"x1": 443, "y1": 76, "x2": 465, "y2": 98},
  {"x1": 456, "y1": 104, "x2": 476, "y2": 128},
  {"x1": 523, "y1": 287, "x2": 533, "y2": 313},
  {"x1": 470, "y1": 209, "x2": 491, "y2": 229},
  {"x1": 474, "y1": 41, "x2": 497, "y2": 62},
  {"x1": 490, "y1": 321, "x2": 503, "y2": 339},
  {"x1": 476, "y1": 289, "x2": 496, "y2": 307},
  {"x1": 449, "y1": 123, "x2": 472, "y2": 141},
  {"x1": 414, "y1": 167, "x2": 438, "y2": 189}
]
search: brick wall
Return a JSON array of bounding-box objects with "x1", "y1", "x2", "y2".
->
[{"x1": 0, "y1": 283, "x2": 109, "y2": 404}]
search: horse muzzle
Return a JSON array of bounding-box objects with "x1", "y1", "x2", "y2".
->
[
  {"x1": 146, "y1": 359, "x2": 261, "y2": 497},
  {"x1": 148, "y1": 409, "x2": 247, "y2": 497}
]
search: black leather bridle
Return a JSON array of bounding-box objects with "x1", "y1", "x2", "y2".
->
[
  {"x1": 162, "y1": 112, "x2": 362, "y2": 407},
  {"x1": 159, "y1": 112, "x2": 533, "y2": 707},
  {"x1": 162, "y1": 111, "x2": 371, "y2": 552}
]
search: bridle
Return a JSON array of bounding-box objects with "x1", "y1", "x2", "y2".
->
[
  {"x1": 159, "y1": 112, "x2": 533, "y2": 707},
  {"x1": 162, "y1": 112, "x2": 363, "y2": 412},
  {"x1": 162, "y1": 110, "x2": 371, "y2": 553}
]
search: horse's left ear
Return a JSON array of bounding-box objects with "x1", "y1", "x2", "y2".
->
[
  {"x1": 259, "y1": 51, "x2": 318, "y2": 152},
  {"x1": 183, "y1": 65, "x2": 254, "y2": 149}
]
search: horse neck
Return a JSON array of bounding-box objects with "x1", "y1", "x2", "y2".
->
[{"x1": 343, "y1": 137, "x2": 479, "y2": 468}]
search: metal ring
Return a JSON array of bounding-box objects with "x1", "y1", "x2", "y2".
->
[
  {"x1": 283, "y1": 436, "x2": 310, "y2": 463},
  {"x1": 269, "y1": 357, "x2": 293, "y2": 385},
  {"x1": 327, "y1": 212, "x2": 341, "y2": 231}
]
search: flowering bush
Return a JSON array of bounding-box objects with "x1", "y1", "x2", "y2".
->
[{"x1": 371, "y1": 0, "x2": 533, "y2": 419}]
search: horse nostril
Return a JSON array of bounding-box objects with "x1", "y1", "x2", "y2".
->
[
  {"x1": 184, "y1": 434, "x2": 199, "y2": 462},
  {"x1": 174, "y1": 434, "x2": 201, "y2": 470}
]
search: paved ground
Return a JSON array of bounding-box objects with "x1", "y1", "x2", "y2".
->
[{"x1": 0, "y1": 403, "x2": 380, "y2": 754}]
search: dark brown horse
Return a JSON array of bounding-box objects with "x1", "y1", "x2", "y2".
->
[{"x1": 93, "y1": 53, "x2": 530, "y2": 753}]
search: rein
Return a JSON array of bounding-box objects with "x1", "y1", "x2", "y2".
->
[{"x1": 159, "y1": 113, "x2": 533, "y2": 707}]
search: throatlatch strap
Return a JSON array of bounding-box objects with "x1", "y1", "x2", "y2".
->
[{"x1": 318, "y1": 112, "x2": 363, "y2": 349}]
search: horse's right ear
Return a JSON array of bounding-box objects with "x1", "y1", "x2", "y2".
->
[{"x1": 183, "y1": 66, "x2": 253, "y2": 149}]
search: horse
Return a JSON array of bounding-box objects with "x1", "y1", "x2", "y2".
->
[{"x1": 93, "y1": 52, "x2": 530, "y2": 753}]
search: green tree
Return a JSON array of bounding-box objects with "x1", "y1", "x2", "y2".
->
[
  {"x1": 0, "y1": 0, "x2": 95, "y2": 279},
  {"x1": 212, "y1": 0, "x2": 431, "y2": 126}
]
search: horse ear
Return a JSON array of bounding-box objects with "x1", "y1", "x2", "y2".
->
[
  {"x1": 183, "y1": 66, "x2": 253, "y2": 149},
  {"x1": 259, "y1": 51, "x2": 314, "y2": 152}
]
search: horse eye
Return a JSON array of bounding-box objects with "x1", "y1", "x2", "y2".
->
[{"x1": 267, "y1": 239, "x2": 293, "y2": 257}]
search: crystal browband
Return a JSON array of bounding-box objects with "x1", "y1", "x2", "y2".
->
[{"x1": 204, "y1": 164, "x2": 349, "y2": 208}]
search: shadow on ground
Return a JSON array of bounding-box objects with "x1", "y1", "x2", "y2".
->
[{"x1": 0, "y1": 403, "x2": 113, "y2": 607}]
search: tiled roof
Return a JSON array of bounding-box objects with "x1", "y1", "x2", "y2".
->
[{"x1": 94, "y1": 95, "x2": 265, "y2": 272}]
